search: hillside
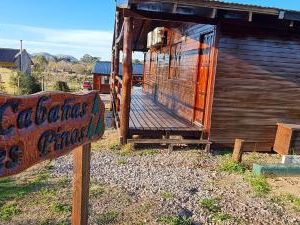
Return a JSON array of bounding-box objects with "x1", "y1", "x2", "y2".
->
[{"x1": 31, "y1": 52, "x2": 78, "y2": 63}]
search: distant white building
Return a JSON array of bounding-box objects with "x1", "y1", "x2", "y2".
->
[{"x1": 0, "y1": 48, "x2": 33, "y2": 74}]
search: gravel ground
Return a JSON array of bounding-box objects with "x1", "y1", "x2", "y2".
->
[{"x1": 53, "y1": 147, "x2": 300, "y2": 225}]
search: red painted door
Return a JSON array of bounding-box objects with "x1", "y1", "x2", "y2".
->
[{"x1": 194, "y1": 32, "x2": 215, "y2": 125}]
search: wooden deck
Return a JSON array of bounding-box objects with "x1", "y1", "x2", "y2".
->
[{"x1": 128, "y1": 88, "x2": 203, "y2": 138}]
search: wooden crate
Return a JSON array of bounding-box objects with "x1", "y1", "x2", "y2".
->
[{"x1": 273, "y1": 123, "x2": 300, "y2": 155}]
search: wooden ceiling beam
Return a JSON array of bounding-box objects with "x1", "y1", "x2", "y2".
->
[
  {"x1": 121, "y1": 8, "x2": 217, "y2": 25},
  {"x1": 128, "y1": 0, "x2": 279, "y2": 15}
]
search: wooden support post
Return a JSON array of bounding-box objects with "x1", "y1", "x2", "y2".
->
[
  {"x1": 120, "y1": 17, "x2": 133, "y2": 144},
  {"x1": 111, "y1": 11, "x2": 121, "y2": 112},
  {"x1": 113, "y1": 11, "x2": 121, "y2": 82},
  {"x1": 114, "y1": 47, "x2": 120, "y2": 111},
  {"x1": 71, "y1": 143, "x2": 91, "y2": 225},
  {"x1": 110, "y1": 50, "x2": 115, "y2": 111},
  {"x1": 232, "y1": 139, "x2": 244, "y2": 163}
]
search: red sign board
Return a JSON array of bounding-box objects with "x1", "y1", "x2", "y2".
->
[{"x1": 0, "y1": 91, "x2": 105, "y2": 177}]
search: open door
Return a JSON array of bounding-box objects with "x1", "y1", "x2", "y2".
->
[{"x1": 194, "y1": 31, "x2": 215, "y2": 125}]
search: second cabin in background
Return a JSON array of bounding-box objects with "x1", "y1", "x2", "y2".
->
[{"x1": 92, "y1": 61, "x2": 143, "y2": 94}]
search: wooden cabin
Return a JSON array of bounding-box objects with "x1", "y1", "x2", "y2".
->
[
  {"x1": 111, "y1": 0, "x2": 300, "y2": 154},
  {"x1": 93, "y1": 61, "x2": 143, "y2": 94}
]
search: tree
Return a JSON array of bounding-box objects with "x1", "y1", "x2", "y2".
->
[
  {"x1": 80, "y1": 54, "x2": 99, "y2": 64},
  {"x1": 48, "y1": 61, "x2": 58, "y2": 72},
  {"x1": 53, "y1": 81, "x2": 70, "y2": 92},
  {"x1": 72, "y1": 63, "x2": 86, "y2": 75},
  {"x1": 57, "y1": 61, "x2": 72, "y2": 72},
  {"x1": 9, "y1": 71, "x2": 42, "y2": 95},
  {"x1": 32, "y1": 55, "x2": 48, "y2": 72}
]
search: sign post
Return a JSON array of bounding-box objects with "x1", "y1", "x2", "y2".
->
[
  {"x1": 0, "y1": 91, "x2": 105, "y2": 225},
  {"x1": 72, "y1": 143, "x2": 91, "y2": 225}
]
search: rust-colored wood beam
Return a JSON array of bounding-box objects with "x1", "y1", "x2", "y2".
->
[
  {"x1": 120, "y1": 17, "x2": 133, "y2": 144},
  {"x1": 111, "y1": 12, "x2": 121, "y2": 111}
]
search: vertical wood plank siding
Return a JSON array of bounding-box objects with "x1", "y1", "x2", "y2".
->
[
  {"x1": 143, "y1": 24, "x2": 215, "y2": 122},
  {"x1": 210, "y1": 26, "x2": 300, "y2": 151},
  {"x1": 93, "y1": 75, "x2": 101, "y2": 90},
  {"x1": 93, "y1": 75, "x2": 110, "y2": 94}
]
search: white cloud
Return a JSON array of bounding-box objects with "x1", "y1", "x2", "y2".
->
[{"x1": 0, "y1": 24, "x2": 113, "y2": 60}]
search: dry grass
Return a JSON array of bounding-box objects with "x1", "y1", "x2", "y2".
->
[
  {"x1": 92, "y1": 129, "x2": 120, "y2": 152},
  {"x1": 0, "y1": 68, "x2": 16, "y2": 94}
]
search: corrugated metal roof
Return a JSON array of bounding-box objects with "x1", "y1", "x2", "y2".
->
[
  {"x1": 92, "y1": 61, "x2": 143, "y2": 76},
  {"x1": 0, "y1": 48, "x2": 20, "y2": 62}
]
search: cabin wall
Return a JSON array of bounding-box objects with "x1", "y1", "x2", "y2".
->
[
  {"x1": 15, "y1": 52, "x2": 32, "y2": 74},
  {"x1": 210, "y1": 25, "x2": 300, "y2": 151},
  {"x1": 143, "y1": 24, "x2": 215, "y2": 122},
  {"x1": 93, "y1": 74, "x2": 101, "y2": 90},
  {"x1": 93, "y1": 74, "x2": 110, "y2": 94}
]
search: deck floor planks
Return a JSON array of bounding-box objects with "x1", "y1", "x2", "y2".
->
[
  {"x1": 129, "y1": 88, "x2": 202, "y2": 135},
  {"x1": 132, "y1": 94, "x2": 172, "y2": 131},
  {"x1": 129, "y1": 112, "x2": 142, "y2": 130},
  {"x1": 134, "y1": 99, "x2": 172, "y2": 131},
  {"x1": 129, "y1": 101, "x2": 145, "y2": 130},
  {"x1": 133, "y1": 92, "x2": 181, "y2": 129},
  {"x1": 131, "y1": 97, "x2": 160, "y2": 129},
  {"x1": 133, "y1": 90, "x2": 197, "y2": 131},
  {"x1": 131, "y1": 96, "x2": 158, "y2": 130}
]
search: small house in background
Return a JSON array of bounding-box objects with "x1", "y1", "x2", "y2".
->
[
  {"x1": 92, "y1": 61, "x2": 143, "y2": 94},
  {"x1": 0, "y1": 48, "x2": 33, "y2": 74}
]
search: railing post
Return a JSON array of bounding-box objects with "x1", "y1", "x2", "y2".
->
[
  {"x1": 111, "y1": 11, "x2": 121, "y2": 112},
  {"x1": 117, "y1": 81, "x2": 121, "y2": 112},
  {"x1": 114, "y1": 47, "x2": 120, "y2": 112},
  {"x1": 120, "y1": 17, "x2": 133, "y2": 144}
]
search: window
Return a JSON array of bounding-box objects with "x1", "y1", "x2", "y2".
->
[
  {"x1": 102, "y1": 76, "x2": 110, "y2": 84},
  {"x1": 157, "y1": 53, "x2": 165, "y2": 75},
  {"x1": 169, "y1": 42, "x2": 182, "y2": 79},
  {"x1": 150, "y1": 51, "x2": 157, "y2": 76}
]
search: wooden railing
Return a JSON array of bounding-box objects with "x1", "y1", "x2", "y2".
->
[{"x1": 111, "y1": 73, "x2": 123, "y2": 129}]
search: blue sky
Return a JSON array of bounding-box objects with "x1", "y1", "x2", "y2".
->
[{"x1": 0, "y1": 0, "x2": 299, "y2": 60}]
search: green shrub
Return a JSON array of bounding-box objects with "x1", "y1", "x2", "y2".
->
[
  {"x1": 9, "y1": 71, "x2": 42, "y2": 95},
  {"x1": 218, "y1": 156, "x2": 246, "y2": 174},
  {"x1": 53, "y1": 81, "x2": 70, "y2": 92},
  {"x1": 212, "y1": 212, "x2": 232, "y2": 222},
  {"x1": 199, "y1": 198, "x2": 221, "y2": 213},
  {"x1": 0, "y1": 202, "x2": 21, "y2": 221},
  {"x1": 50, "y1": 203, "x2": 71, "y2": 214},
  {"x1": 97, "y1": 211, "x2": 119, "y2": 224},
  {"x1": 158, "y1": 215, "x2": 192, "y2": 225},
  {"x1": 89, "y1": 184, "x2": 105, "y2": 197},
  {"x1": 247, "y1": 174, "x2": 270, "y2": 196},
  {"x1": 284, "y1": 194, "x2": 300, "y2": 212}
]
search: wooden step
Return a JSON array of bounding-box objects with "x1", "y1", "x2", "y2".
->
[{"x1": 127, "y1": 138, "x2": 211, "y2": 145}]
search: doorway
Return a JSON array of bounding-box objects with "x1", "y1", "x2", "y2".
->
[{"x1": 194, "y1": 31, "x2": 215, "y2": 125}]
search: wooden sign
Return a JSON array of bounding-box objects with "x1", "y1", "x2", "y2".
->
[{"x1": 0, "y1": 91, "x2": 105, "y2": 177}]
